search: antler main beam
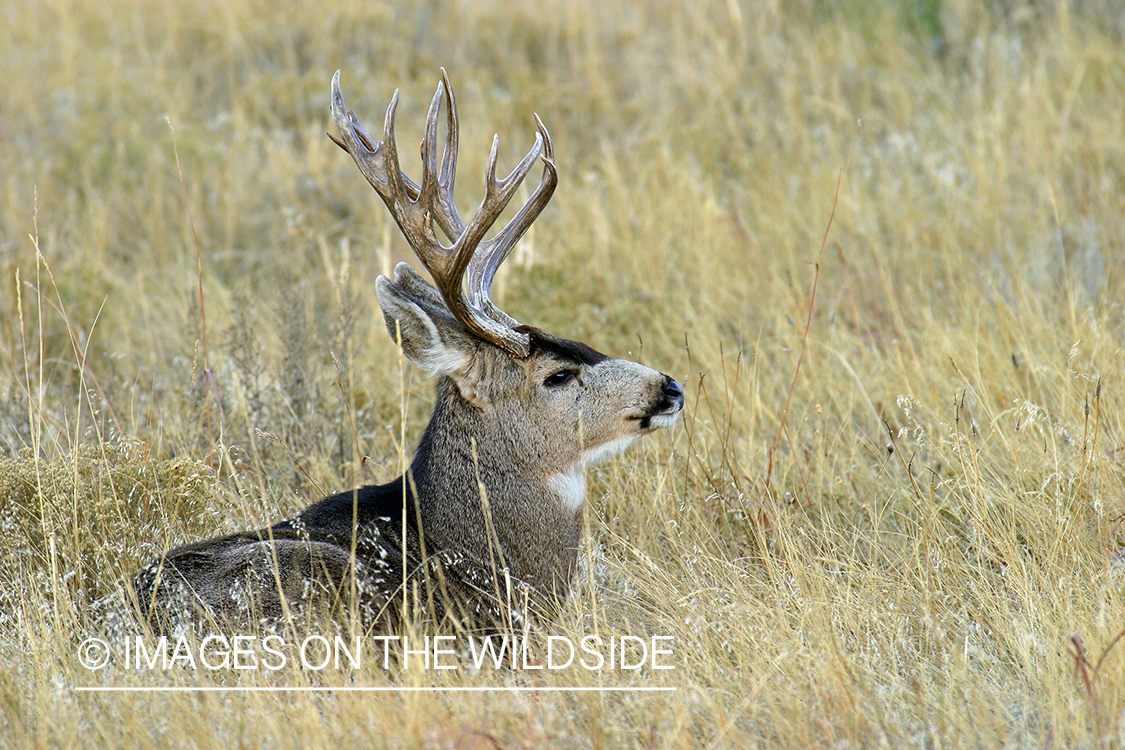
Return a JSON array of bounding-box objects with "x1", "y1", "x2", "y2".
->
[{"x1": 329, "y1": 69, "x2": 558, "y2": 358}]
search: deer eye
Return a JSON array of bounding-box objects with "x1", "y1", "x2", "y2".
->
[{"x1": 543, "y1": 369, "x2": 577, "y2": 387}]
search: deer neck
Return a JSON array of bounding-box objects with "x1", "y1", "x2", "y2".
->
[{"x1": 406, "y1": 377, "x2": 582, "y2": 606}]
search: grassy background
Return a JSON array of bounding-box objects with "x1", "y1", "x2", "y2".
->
[{"x1": 2, "y1": 0, "x2": 1125, "y2": 746}]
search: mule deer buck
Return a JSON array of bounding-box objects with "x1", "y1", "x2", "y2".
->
[{"x1": 133, "y1": 70, "x2": 684, "y2": 633}]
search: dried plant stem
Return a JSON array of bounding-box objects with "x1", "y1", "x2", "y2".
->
[{"x1": 764, "y1": 120, "x2": 860, "y2": 495}]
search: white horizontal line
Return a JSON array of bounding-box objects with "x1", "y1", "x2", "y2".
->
[{"x1": 75, "y1": 686, "x2": 676, "y2": 693}]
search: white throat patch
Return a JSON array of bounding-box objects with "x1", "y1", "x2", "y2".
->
[
  {"x1": 547, "y1": 435, "x2": 639, "y2": 513},
  {"x1": 548, "y1": 468, "x2": 586, "y2": 512}
]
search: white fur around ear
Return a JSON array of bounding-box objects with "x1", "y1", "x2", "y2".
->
[{"x1": 375, "y1": 275, "x2": 461, "y2": 371}]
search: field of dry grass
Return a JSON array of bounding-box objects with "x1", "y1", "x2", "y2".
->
[{"x1": 2, "y1": 0, "x2": 1125, "y2": 746}]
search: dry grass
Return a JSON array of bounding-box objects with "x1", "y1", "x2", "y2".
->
[{"x1": 2, "y1": 0, "x2": 1125, "y2": 746}]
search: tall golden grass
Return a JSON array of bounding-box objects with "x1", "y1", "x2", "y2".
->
[{"x1": 2, "y1": 0, "x2": 1124, "y2": 746}]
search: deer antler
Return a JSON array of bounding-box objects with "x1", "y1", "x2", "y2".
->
[{"x1": 329, "y1": 69, "x2": 557, "y2": 358}]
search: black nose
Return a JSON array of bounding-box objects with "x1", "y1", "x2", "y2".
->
[{"x1": 661, "y1": 375, "x2": 684, "y2": 409}]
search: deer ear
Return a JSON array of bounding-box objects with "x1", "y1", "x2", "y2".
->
[{"x1": 375, "y1": 269, "x2": 473, "y2": 377}]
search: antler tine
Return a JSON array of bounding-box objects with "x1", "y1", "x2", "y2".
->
[
  {"x1": 379, "y1": 89, "x2": 408, "y2": 200},
  {"x1": 466, "y1": 115, "x2": 557, "y2": 323},
  {"x1": 330, "y1": 71, "x2": 409, "y2": 213},
  {"x1": 417, "y1": 80, "x2": 444, "y2": 224},
  {"x1": 435, "y1": 68, "x2": 466, "y2": 241},
  {"x1": 454, "y1": 129, "x2": 546, "y2": 276}
]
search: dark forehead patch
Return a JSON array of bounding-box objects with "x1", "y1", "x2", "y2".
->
[{"x1": 515, "y1": 325, "x2": 610, "y2": 366}]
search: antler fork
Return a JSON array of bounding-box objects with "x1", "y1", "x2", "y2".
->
[{"x1": 329, "y1": 69, "x2": 558, "y2": 358}]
